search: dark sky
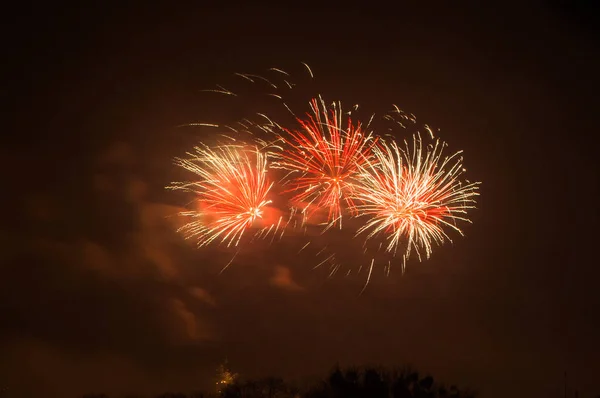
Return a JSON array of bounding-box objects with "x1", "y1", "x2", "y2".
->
[{"x1": 2, "y1": 2, "x2": 599, "y2": 398}]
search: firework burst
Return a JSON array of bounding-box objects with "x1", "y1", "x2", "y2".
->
[
  {"x1": 353, "y1": 134, "x2": 480, "y2": 261},
  {"x1": 166, "y1": 63, "x2": 482, "y2": 288},
  {"x1": 272, "y1": 96, "x2": 379, "y2": 229},
  {"x1": 168, "y1": 143, "x2": 281, "y2": 248}
]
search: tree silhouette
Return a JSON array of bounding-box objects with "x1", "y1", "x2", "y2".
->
[
  {"x1": 362, "y1": 367, "x2": 388, "y2": 398},
  {"x1": 306, "y1": 365, "x2": 475, "y2": 398},
  {"x1": 76, "y1": 363, "x2": 478, "y2": 398}
]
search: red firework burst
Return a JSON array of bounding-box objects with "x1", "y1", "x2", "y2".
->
[{"x1": 272, "y1": 97, "x2": 379, "y2": 229}]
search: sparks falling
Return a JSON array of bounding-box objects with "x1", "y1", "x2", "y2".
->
[
  {"x1": 167, "y1": 63, "x2": 482, "y2": 287},
  {"x1": 168, "y1": 144, "x2": 278, "y2": 247},
  {"x1": 353, "y1": 134, "x2": 480, "y2": 261},
  {"x1": 272, "y1": 97, "x2": 379, "y2": 229}
]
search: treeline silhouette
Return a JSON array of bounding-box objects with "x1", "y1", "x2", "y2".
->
[
  {"x1": 302, "y1": 366, "x2": 476, "y2": 398},
  {"x1": 80, "y1": 364, "x2": 477, "y2": 398}
]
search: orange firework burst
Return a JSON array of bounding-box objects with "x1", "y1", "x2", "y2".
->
[
  {"x1": 353, "y1": 134, "x2": 480, "y2": 261},
  {"x1": 272, "y1": 96, "x2": 379, "y2": 229},
  {"x1": 166, "y1": 63, "x2": 483, "y2": 288},
  {"x1": 168, "y1": 143, "x2": 280, "y2": 248}
]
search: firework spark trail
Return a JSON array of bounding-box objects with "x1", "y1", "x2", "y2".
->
[
  {"x1": 353, "y1": 134, "x2": 480, "y2": 261},
  {"x1": 167, "y1": 64, "x2": 482, "y2": 288},
  {"x1": 272, "y1": 96, "x2": 379, "y2": 229},
  {"x1": 168, "y1": 143, "x2": 280, "y2": 248}
]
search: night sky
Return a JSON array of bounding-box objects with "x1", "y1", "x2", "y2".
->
[{"x1": 2, "y1": 2, "x2": 599, "y2": 398}]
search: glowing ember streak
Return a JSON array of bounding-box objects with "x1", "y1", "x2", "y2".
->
[
  {"x1": 272, "y1": 97, "x2": 378, "y2": 229},
  {"x1": 353, "y1": 134, "x2": 480, "y2": 260},
  {"x1": 168, "y1": 144, "x2": 275, "y2": 247},
  {"x1": 166, "y1": 64, "x2": 483, "y2": 286}
]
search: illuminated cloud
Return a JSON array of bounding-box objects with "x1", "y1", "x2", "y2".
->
[
  {"x1": 269, "y1": 265, "x2": 304, "y2": 292},
  {"x1": 125, "y1": 178, "x2": 148, "y2": 203},
  {"x1": 80, "y1": 240, "x2": 114, "y2": 275},
  {"x1": 189, "y1": 287, "x2": 217, "y2": 306},
  {"x1": 168, "y1": 298, "x2": 212, "y2": 342}
]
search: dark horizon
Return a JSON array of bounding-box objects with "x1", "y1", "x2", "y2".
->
[{"x1": 2, "y1": 2, "x2": 599, "y2": 397}]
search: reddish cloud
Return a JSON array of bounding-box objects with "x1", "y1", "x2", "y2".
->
[
  {"x1": 125, "y1": 178, "x2": 148, "y2": 203},
  {"x1": 167, "y1": 298, "x2": 213, "y2": 343},
  {"x1": 269, "y1": 265, "x2": 304, "y2": 292},
  {"x1": 80, "y1": 240, "x2": 114, "y2": 275},
  {"x1": 189, "y1": 287, "x2": 217, "y2": 306},
  {"x1": 257, "y1": 205, "x2": 286, "y2": 227}
]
